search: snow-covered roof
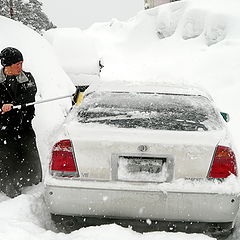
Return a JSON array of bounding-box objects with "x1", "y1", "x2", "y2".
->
[
  {"x1": 87, "y1": 80, "x2": 213, "y2": 100},
  {"x1": 43, "y1": 28, "x2": 100, "y2": 86}
]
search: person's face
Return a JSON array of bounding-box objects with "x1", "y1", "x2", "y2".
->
[{"x1": 9, "y1": 61, "x2": 23, "y2": 75}]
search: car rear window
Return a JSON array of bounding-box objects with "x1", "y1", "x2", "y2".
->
[{"x1": 77, "y1": 92, "x2": 223, "y2": 131}]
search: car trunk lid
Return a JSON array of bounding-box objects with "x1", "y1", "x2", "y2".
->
[{"x1": 66, "y1": 122, "x2": 225, "y2": 182}]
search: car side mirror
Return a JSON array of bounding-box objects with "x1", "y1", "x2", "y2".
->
[{"x1": 220, "y1": 112, "x2": 230, "y2": 122}]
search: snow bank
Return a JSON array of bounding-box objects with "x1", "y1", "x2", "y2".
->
[
  {"x1": 0, "y1": 16, "x2": 75, "y2": 172},
  {"x1": 44, "y1": 28, "x2": 100, "y2": 86},
  {"x1": 85, "y1": 0, "x2": 240, "y2": 157}
]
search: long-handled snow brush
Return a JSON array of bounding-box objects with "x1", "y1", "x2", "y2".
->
[
  {"x1": 0, "y1": 85, "x2": 90, "y2": 113},
  {"x1": 0, "y1": 94, "x2": 74, "y2": 113}
]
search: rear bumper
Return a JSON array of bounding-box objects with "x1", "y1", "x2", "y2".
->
[{"x1": 44, "y1": 180, "x2": 240, "y2": 224}]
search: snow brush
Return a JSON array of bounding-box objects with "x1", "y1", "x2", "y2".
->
[
  {"x1": 0, "y1": 94, "x2": 74, "y2": 112},
  {"x1": 0, "y1": 85, "x2": 89, "y2": 113}
]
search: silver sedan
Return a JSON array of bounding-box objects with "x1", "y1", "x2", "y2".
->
[{"x1": 44, "y1": 82, "x2": 239, "y2": 237}]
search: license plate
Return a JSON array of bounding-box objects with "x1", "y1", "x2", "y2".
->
[{"x1": 118, "y1": 156, "x2": 168, "y2": 182}]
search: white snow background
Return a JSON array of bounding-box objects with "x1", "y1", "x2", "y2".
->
[{"x1": 0, "y1": 0, "x2": 240, "y2": 239}]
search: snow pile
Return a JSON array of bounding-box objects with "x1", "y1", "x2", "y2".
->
[
  {"x1": 44, "y1": 28, "x2": 100, "y2": 86},
  {"x1": 85, "y1": 0, "x2": 240, "y2": 156},
  {"x1": 0, "y1": 16, "x2": 75, "y2": 171}
]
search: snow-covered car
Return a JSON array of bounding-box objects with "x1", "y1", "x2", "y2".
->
[{"x1": 44, "y1": 81, "x2": 239, "y2": 236}]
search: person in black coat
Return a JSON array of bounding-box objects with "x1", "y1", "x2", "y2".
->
[{"x1": 0, "y1": 47, "x2": 42, "y2": 198}]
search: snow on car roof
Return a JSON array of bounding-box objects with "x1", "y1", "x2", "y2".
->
[{"x1": 86, "y1": 80, "x2": 213, "y2": 101}]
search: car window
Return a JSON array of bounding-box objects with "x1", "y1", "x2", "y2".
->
[{"x1": 77, "y1": 92, "x2": 224, "y2": 131}]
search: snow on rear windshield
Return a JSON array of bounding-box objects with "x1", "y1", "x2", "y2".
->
[{"x1": 77, "y1": 92, "x2": 223, "y2": 131}]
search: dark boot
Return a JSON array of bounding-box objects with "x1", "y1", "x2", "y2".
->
[{"x1": 2, "y1": 180, "x2": 21, "y2": 198}]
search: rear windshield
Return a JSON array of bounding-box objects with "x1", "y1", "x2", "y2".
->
[{"x1": 76, "y1": 92, "x2": 223, "y2": 131}]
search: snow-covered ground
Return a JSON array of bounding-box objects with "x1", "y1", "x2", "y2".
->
[{"x1": 0, "y1": 0, "x2": 240, "y2": 239}]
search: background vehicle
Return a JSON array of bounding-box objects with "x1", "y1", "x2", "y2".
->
[{"x1": 44, "y1": 81, "x2": 239, "y2": 237}]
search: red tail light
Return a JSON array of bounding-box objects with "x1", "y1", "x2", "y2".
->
[
  {"x1": 208, "y1": 146, "x2": 238, "y2": 178},
  {"x1": 50, "y1": 139, "x2": 79, "y2": 177}
]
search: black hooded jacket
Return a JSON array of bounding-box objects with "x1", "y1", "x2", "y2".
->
[{"x1": 0, "y1": 69, "x2": 37, "y2": 131}]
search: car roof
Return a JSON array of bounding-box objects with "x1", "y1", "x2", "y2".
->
[{"x1": 86, "y1": 81, "x2": 213, "y2": 101}]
